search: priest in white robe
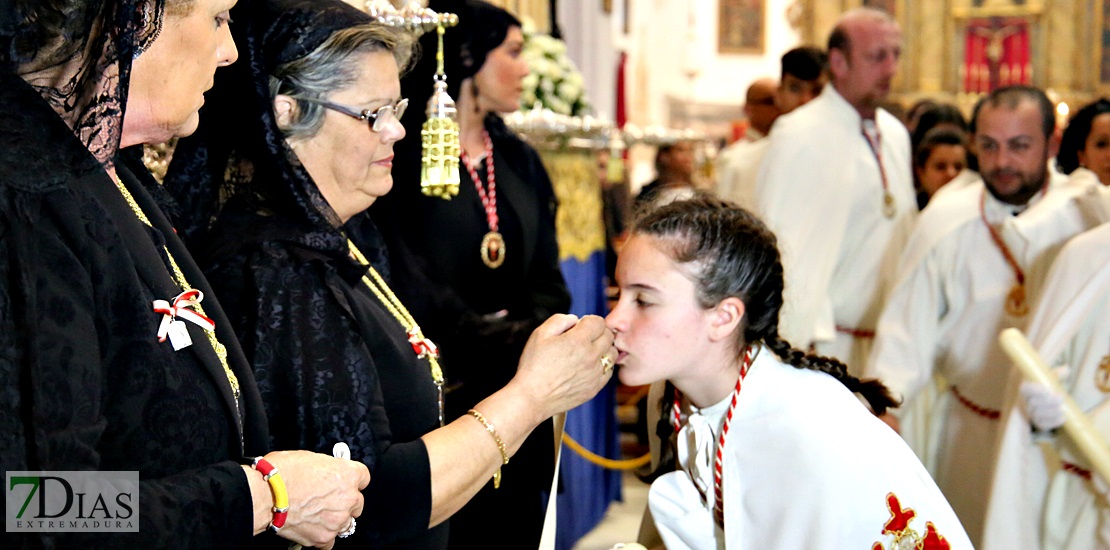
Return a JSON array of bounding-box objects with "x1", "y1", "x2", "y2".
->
[
  {"x1": 982, "y1": 187, "x2": 1110, "y2": 550},
  {"x1": 718, "y1": 48, "x2": 826, "y2": 211},
  {"x1": 716, "y1": 77, "x2": 777, "y2": 206},
  {"x1": 865, "y1": 86, "x2": 1104, "y2": 545},
  {"x1": 754, "y1": 8, "x2": 915, "y2": 374}
]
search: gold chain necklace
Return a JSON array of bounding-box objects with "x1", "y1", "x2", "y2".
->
[
  {"x1": 347, "y1": 239, "x2": 446, "y2": 425},
  {"x1": 111, "y1": 175, "x2": 242, "y2": 407}
]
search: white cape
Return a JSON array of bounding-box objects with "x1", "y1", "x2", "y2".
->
[
  {"x1": 649, "y1": 350, "x2": 972, "y2": 549},
  {"x1": 983, "y1": 190, "x2": 1110, "y2": 549}
]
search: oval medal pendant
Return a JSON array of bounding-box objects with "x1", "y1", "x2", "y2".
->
[
  {"x1": 882, "y1": 191, "x2": 897, "y2": 219},
  {"x1": 1005, "y1": 283, "x2": 1028, "y2": 317},
  {"x1": 481, "y1": 231, "x2": 506, "y2": 269}
]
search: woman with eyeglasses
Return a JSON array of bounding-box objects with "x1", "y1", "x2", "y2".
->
[{"x1": 164, "y1": 0, "x2": 615, "y2": 548}]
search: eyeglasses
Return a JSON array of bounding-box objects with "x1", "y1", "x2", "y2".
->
[{"x1": 299, "y1": 97, "x2": 409, "y2": 132}]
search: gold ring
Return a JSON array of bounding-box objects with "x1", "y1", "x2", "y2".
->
[{"x1": 600, "y1": 355, "x2": 614, "y2": 374}]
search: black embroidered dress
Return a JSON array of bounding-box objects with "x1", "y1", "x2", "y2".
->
[
  {"x1": 200, "y1": 201, "x2": 443, "y2": 549},
  {"x1": 0, "y1": 72, "x2": 268, "y2": 550},
  {"x1": 165, "y1": 1, "x2": 443, "y2": 547}
]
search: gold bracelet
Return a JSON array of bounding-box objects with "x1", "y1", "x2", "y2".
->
[{"x1": 468, "y1": 408, "x2": 509, "y2": 489}]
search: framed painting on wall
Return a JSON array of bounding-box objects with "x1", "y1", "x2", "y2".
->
[{"x1": 718, "y1": 0, "x2": 764, "y2": 54}]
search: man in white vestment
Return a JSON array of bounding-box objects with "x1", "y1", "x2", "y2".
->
[
  {"x1": 754, "y1": 8, "x2": 915, "y2": 373},
  {"x1": 716, "y1": 78, "x2": 777, "y2": 205},
  {"x1": 865, "y1": 86, "x2": 1104, "y2": 546},
  {"x1": 717, "y1": 47, "x2": 827, "y2": 211},
  {"x1": 980, "y1": 189, "x2": 1110, "y2": 550}
]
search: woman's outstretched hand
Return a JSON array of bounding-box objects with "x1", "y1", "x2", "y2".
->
[{"x1": 511, "y1": 314, "x2": 617, "y2": 422}]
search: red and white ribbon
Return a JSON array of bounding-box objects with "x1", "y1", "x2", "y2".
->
[
  {"x1": 673, "y1": 346, "x2": 755, "y2": 527},
  {"x1": 152, "y1": 289, "x2": 215, "y2": 343},
  {"x1": 408, "y1": 327, "x2": 440, "y2": 359}
]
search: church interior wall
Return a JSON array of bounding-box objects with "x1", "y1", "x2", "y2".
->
[{"x1": 480, "y1": 0, "x2": 1110, "y2": 186}]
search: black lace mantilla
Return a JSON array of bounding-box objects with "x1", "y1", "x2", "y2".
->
[{"x1": 2, "y1": 0, "x2": 165, "y2": 166}]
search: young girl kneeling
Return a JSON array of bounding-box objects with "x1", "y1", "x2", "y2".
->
[{"x1": 607, "y1": 196, "x2": 971, "y2": 549}]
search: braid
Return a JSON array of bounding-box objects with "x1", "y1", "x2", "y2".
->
[{"x1": 764, "y1": 331, "x2": 899, "y2": 415}]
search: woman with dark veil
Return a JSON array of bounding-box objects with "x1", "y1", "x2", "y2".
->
[
  {"x1": 369, "y1": 2, "x2": 571, "y2": 547},
  {"x1": 163, "y1": 0, "x2": 615, "y2": 548},
  {"x1": 0, "y1": 0, "x2": 370, "y2": 548}
]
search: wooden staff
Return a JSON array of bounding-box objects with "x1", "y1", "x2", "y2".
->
[{"x1": 999, "y1": 328, "x2": 1110, "y2": 484}]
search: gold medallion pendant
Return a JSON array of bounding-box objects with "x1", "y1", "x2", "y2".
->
[
  {"x1": 1005, "y1": 283, "x2": 1028, "y2": 317},
  {"x1": 481, "y1": 231, "x2": 505, "y2": 269},
  {"x1": 1097, "y1": 355, "x2": 1110, "y2": 393},
  {"x1": 882, "y1": 191, "x2": 896, "y2": 219}
]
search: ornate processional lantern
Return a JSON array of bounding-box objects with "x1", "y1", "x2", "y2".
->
[{"x1": 364, "y1": 1, "x2": 461, "y2": 199}]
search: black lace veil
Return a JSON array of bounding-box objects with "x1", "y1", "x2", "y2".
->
[
  {"x1": 1, "y1": 0, "x2": 166, "y2": 166},
  {"x1": 164, "y1": 0, "x2": 373, "y2": 249}
]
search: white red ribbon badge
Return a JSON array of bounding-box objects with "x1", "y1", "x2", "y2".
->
[{"x1": 152, "y1": 289, "x2": 215, "y2": 351}]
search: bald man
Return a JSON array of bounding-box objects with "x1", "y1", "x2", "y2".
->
[
  {"x1": 717, "y1": 48, "x2": 827, "y2": 209},
  {"x1": 745, "y1": 77, "x2": 780, "y2": 140},
  {"x1": 716, "y1": 79, "x2": 777, "y2": 204},
  {"x1": 754, "y1": 8, "x2": 915, "y2": 374}
]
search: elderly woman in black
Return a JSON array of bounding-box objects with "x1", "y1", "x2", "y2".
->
[
  {"x1": 0, "y1": 0, "x2": 370, "y2": 548},
  {"x1": 164, "y1": 0, "x2": 616, "y2": 548}
]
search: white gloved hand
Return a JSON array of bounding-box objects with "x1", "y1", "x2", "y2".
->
[{"x1": 1020, "y1": 380, "x2": 1066, "y2": 432}]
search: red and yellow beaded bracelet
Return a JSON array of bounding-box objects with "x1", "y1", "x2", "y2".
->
[{"x1": 252, "y1": 457, "x2": 290, "y2": 532}]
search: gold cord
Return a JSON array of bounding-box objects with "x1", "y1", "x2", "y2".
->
[
  {"x1": 346, "y1": 239, "x2": 444, "y2": 386},
  {"x1": 112, "y1": 176, "x2": 241, "y2": 404},
  {"x1": 560, "y1": 432, "x2": 651, "y2": 470}
]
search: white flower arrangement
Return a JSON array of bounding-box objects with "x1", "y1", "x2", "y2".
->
[{"x1": 519, "y1": 20, "x2": 590, "y2": 117}]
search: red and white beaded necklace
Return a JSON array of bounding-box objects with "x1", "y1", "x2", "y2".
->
[
  {"x1": 459, "y1": 130, "x2": 505, "y2": 269},
  {"x1": 672, "y1": 345, "x2": 756, "y2": 527}
]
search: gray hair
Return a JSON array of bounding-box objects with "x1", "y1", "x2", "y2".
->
[{"x1": 270, "y1": 23, "x2": 415, "y2": 139}]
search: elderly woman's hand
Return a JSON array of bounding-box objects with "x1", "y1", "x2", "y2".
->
[
  {"x1": 245, "y1": 450, "x2": 370, "y2": 548},
  {"x1": 510, "y1": 314, "x2": 616, "y2": 422}
]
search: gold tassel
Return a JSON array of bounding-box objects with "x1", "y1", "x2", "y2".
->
[{"x1": 420, "y1": 23, "x2": 461, "y2": 200}]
